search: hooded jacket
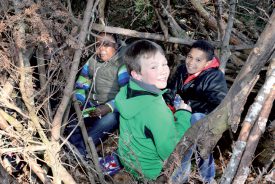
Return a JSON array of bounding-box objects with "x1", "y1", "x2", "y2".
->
[
  {"x1": 166, "y1": 58, "x2": 228, "y2": 114},
  {"x1": 115, "y1": 78, "x2": 191, "y2": 180}
]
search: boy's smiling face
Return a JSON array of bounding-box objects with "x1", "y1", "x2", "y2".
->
[
  {"x1": 185, "y1": 48, "x2": 211, "y2": 74},
  {"x1": 135, "y1": 51, "x2": 170, "y2": 89}
]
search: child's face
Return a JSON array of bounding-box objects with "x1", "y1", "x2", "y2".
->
[
  {"x1": 185, "y1": 48, "x2": 211, "y2": 74},
  {"x1": 138, "y1": 51, "x2": 170, "y2": 89},
  {"x1": 96, "y1": 34, "x2": 117, "y2": 62}
]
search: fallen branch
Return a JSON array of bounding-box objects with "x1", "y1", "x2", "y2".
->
[
  {"x1": 0, "y1": 146, "x2": 46, "y2": 154},
  {"x1": 22, "y1": 154, "x2": 52, "y2": 184},
  {"x1": 232, "y1": 61, "x2": 275, "y2": 184},
  {"x1": 91, "y1": 23, "x2": 193, "y2": 45},
  {"x1": 190, "y1": 0, "x2": 220, "y2": 31},
  {"x1": 220, "y1": 58, "x2": 275, "y2": 184},
  {"x1": 51, "y1": 0, "x2": 96, "y2": 142},
  {"x1": 90, "y1": 23, "x2": 253, "y2": 50},
  {"x1": 71, "y1": 97, "x2": 101, "y2": 184},
  {"x1": 98, "y1": 0, "x2": 106, "y2": 24},
  {"x1": 0, "y1": 113, "x2": 51, "y2": 183}
]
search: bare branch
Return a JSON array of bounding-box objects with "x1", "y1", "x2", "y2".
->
[
  {"x1": 215, "y1": 0, "x2": 225, "y2": 41},
  {"x1": 220, "y1": 0, "x2": 237, "y2": 71},
  {"x1": 233, "y1": 99, "x2": 274, "y2": 183},
  {"x1": 153, "y1": 6, "x2": 169, "y2": 40},
  {"x1": 221, "y1": 58, "x2": 275, "y2": 184},
  {"x1": 51, "y1": 0, "x2": 95, "y2": 141},
  {"x1": 90, "y1": 23, "x2": 253, "y2": 50},
  {"x1": 98, "y1": 0, "x2": 106, "y2": 24}
]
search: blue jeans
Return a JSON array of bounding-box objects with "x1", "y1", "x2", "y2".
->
[
  {"x1": 170, "y1": 113, "x2": 215, "y2": 183},
  {"x1": 67, "y1": 112, "x2": 119, "y2": 155}
]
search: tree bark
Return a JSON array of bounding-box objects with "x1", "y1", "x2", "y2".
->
[
  {"x1": 153, "y1": 6, "x2": 169, "y2": 40},
  {"x1": 220, "y1": 58, "x2": 275, "y2": 184},
  {"x1": 219, "y1": 0, "x2": 236, "y2": 71},
  {"x1": 0, "y1": 164, "x2": 17, "y2": 184},
  {"x1": 98, "y1": 0, "x2": 106, "y2": 24},
  {"x1": 232, "y1": 63, "x2": 275, "y2": 184},
  {"x1": 214, "y1": 0, "x2": 225, "y2": 41},
  {"x1": 71, "y1": 97, "x2": 100, "y2": 184}
]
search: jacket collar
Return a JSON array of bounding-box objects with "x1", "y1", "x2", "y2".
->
[
  {"x1": 131, "y1": 78, "x2": 162, "y2": 94},
  {"x1": 127, "y1": 78, "x2": 165, "y2": 99}
]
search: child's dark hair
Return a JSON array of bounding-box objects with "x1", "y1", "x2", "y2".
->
[
  {"x1": 191, "y1": 40, "x2": 215, "y2": 61},
  {"x1": 124, "y1": 40, "x2": 164, "y2": 73},
  {"x1": 97, "y1": 32, "x2": 119, "y2": 49}
]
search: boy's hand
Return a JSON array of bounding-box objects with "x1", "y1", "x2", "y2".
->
[
  {"x1": 89, "y1": 104, "x2": 112, "y2": 118},
  {"x1": 178, "y1": 100, "x2": 192, "y2": 112}
]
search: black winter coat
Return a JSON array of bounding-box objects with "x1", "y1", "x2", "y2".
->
[{"x1": 165, "y1": 64, "x2": 228, "y2": 114}]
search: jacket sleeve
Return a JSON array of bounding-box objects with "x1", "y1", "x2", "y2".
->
[
  {"x1": 174, "y1": 110, "x2": 191, "y2": 135},
  {"x1": 201, "y1": 70, "x2": 228, "y2": 112},
  {"x1": 74, "y1": 61, "x2": 92, "y2": 106},
  {"x1": 117, "y1": 64, "x2": 130, "y2": 87},
  {"x1": 146, "y1": 103, "x2": 191, "y2": 160}
]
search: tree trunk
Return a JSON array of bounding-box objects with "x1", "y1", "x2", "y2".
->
[
  {"x1": 220, "y1": 58, "x2": 275, "y2": 184},
  {"x1": 233, "y1": 73, "x2": 275, "y2": 183},
  {"x1": 0, "y1": 164, "x2": 17, "y2": 184}
]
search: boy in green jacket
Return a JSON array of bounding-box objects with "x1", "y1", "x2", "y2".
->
[{"x1": 115, "y1": 40, "x2": 192, "y2": 180}]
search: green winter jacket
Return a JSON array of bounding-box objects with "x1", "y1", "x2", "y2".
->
[{"x1": 115, "y1": 78, "x2": 191, "y2": 180}]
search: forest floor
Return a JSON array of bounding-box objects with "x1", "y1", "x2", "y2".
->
[{"x1": 91, "y1": 129, "x2": 273, "y2": 184}]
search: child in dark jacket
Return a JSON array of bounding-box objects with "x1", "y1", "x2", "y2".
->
[
  {"x1": 165, "y1": 40, "x2": 228, "y2": 183},
  {"x1": 165, "y1": 40, "x2": 228, "y2": 115}
]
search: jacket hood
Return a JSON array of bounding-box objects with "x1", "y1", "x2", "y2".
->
[{"x1": 115, "y1": 78, "x2": 166, "y2": 119}]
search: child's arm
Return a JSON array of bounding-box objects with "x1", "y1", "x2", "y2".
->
[
  {"x1": 117, "y1": 64, "x2": 130, "y2": 87},
  {"x1": 146, "y1": 105, "x2": 191, "y2": 160},
  {"x1": 174, "y1": 110, "x2": 192, "y2": 134},
  {"x1": 74, "y1": 61, "x2": 93, "y2": 107}
]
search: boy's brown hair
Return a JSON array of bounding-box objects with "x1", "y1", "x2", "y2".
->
[{"x1": 123, "y1": 40, "x2": 165, "y2": 74}]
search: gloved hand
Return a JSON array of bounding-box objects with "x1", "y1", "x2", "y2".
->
[
  {"x1": 163, "y1": 89, "x2": 175, "y2": 106},
  {"x1": 89, "y1": 104, "x2": 112, "y2": 118}
]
